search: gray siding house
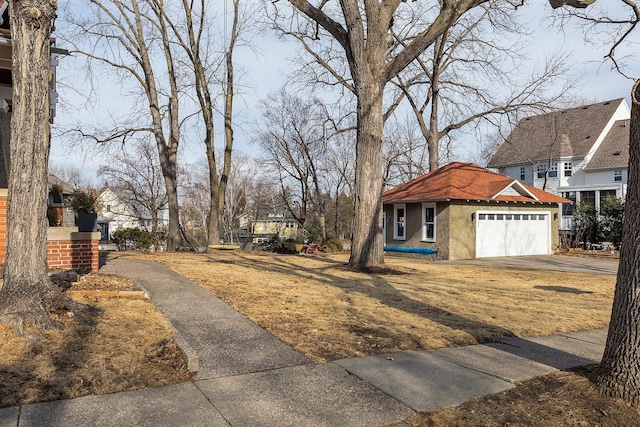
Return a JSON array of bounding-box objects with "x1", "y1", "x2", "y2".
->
[{"x1": 488, "y1": 99, "x2": 630, "y2": 232}]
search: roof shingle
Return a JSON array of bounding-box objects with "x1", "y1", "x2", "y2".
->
[
  {"x1": 584, "y1": 120, "x2": 630, "y2": 170},
  {"x1": 383, "y1": 162, "x2": 569, "y2": 204},
  {"x1": 488, "y1": 99, "x2": 625, "y2": 167}
]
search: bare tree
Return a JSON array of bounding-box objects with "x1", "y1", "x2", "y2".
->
[
  {"x1": 222, "y1": 153, "x2": 257, "y2": 243},
  {"x1": 48, "y1": 164, "x2": 88, "y2": 190},
  {"x1": 383, "y1": 115, "x2": 431, "y2": 188},
  {"x1": 391, "y1": 6, "x2": 577, "y2": 171},
  {"x1": 98, "y1": 139, "x2": 168, "y2": 237},
  {"x1": 63, "y1": 0, "x2": 184, "y2": 249},
  {"x1": 552, "y1": 0, "x2": 640, "y2": 406},
  {"x1": 271, "y1": 0, "x2": 541, "y2": 267},
  {"x1": 255, "y1": 90, "x2": 335, "y2": 239},
  {"x1": 0, "y1": 1, "x2": 80, "y2": 334},
  {"x1": 165, "y1": 0, "x2": 249, "y2": 247}
]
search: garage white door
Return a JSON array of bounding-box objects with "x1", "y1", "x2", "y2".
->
[{"x1": 476, "y1": 211, "x2": 551, "y2": 258}]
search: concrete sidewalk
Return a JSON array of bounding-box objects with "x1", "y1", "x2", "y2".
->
[{"x1": 0, "y1": 258, "x2": 608, "y2": 427}]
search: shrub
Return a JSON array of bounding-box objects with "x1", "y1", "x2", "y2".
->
[
  {"x1": 47, "y1": 209, "x2": 59, "y2": 226},
  {"x1": 112, "y1": 228, "x2": 156, "y2": 251},
  {"x1": 66, "y1": 189, "x2": 100, "y2": 214},
  {"x1": 268, "y1": 236, "x2": 304, "y2": 254},
  {"x1": 600, "y1": 195, "x2": 624, "y2": 248},
  {"x1": 322, "y1": 238, "x2": 343, "y2": 253},
  {"x1": 571, "y1": 202, "x2": 600, "y2": 249}
]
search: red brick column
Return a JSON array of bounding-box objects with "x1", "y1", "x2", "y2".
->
[
  {"x1": 0, "y1": 192, "x2": 99, "y2": 272},
  {"x1": 47, "y1": 229, "x2": 100, "y2": 272}
]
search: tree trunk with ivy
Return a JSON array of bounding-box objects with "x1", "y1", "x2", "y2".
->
[
  {"x1": 0, "y1": 1, "x2": 67, "y2": 335},
  {"x1": 596, "y1": 80, "x2": 640, "y2": 405}
]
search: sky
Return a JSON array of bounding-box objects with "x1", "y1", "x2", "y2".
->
[{"x1": 48, "y1": 0, "x2": 639, "y2": 185}]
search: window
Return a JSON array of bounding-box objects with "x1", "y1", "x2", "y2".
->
[
  {"x1": 394, "y1": 204, "x2": 406, "y2": 240},
  {"x1": 548, "y1": 163, "x2": 558, "y2": 178},
  {"x1": 285, "y1": 221, "x2": 295, "y2": 229},
  {"x1": 422, "y1": 203, "x2": 436, "y2": 242},
  {"x1": 614, "y1": 170, "x2": 623, "y2": 182},
  {"x1": 562, "y1": 192, "x2": 576, "y2": 216},
  {"x1": 537, "y1": 163, "x2": 548, "y2": 179},
  {"x1": 564, "y1": 162, "x2": 572, "y2": 177},
  {"x1": 520, "y1": 166, "x2": 526, "y2": 181},
  {"x1": 580, "y1": 191, "x2": 596, "y2": 207}
]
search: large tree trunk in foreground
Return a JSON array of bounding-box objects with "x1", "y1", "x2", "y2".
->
[
  {"x1": 596, "y1": 79, "x2": 640, "y2": 404},
  {"x1": 0, "y1": 1, "x2": 62, "y2": 335},
  {"x1": 348, "y1": 81, "x2": 385, "y2": 267}
]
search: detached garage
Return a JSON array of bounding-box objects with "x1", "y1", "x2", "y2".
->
[{"x1": 383, "y1": 162, "x2": 569, "y2": 260}]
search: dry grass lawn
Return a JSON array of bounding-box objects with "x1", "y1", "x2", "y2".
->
[
  {"x1": 0, "y1": 275, "x2": 191, "y2": 408},
  {"x1": 129, "y1": 251, "x2": 615, "y2": 363},
  {"x1": 409, "y1": 366, "x2": 640, "y2": 426}
]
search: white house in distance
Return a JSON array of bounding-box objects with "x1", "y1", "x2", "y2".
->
[
  {"x1": 488, "y1": 98, "x2": 630, "y2": 232},
  {"x1": 96, "y1": 188, "x2": 169, "y2": 241}
]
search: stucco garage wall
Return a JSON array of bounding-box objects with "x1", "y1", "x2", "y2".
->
[
  {"x1": 384, "y1": 201, "x2": 560, "y2": 260},
  {"x1": 383, "y1": 202, "x2": 449, "y2": 259},
  {"x1": 448, "y1": 202, "x2": 560, "y2": 260},
  {"x1": 448, "y1": 203, "x2": 477, "y2": 260}
]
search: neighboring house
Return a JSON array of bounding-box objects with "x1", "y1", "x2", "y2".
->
[
  {"x1": 488, "y1": 99, "x2": 630, "y2": 232},
  {"x1": 96, "y1": 188, "x2": 169, "y2": 241},
  {"x1": 47, "y1": 173, "x2": 75, "y2": 227},
  {"x1": 382, "y1": 162, "x2": 569, "y2": 260},
  {"x1": 240, "y1": 211, "x2": 299, "y2": 244}
]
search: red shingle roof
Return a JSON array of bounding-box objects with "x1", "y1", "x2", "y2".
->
[{"x1": 383, "y1": 162, "x2": 569, "y2": 204}]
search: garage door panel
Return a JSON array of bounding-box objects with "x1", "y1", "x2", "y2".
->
[{"x1": 476, "y1": 212, "x2": 550, "y2": 258}]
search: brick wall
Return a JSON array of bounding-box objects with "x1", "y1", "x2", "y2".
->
[
  {"x1": 47, "y1": 236, "x2": 100, "y2": 272},
  {"x1": 0, "y1": 191, "x2": 100, "y2": 271}
]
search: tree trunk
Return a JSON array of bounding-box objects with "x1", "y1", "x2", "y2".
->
[
  {"x1": 207, "y1": 152, "x2": 221, "y2": 246},
  {"x1": 0, "y1": 1, "x2": 62, "y2": 334},
  {"x1": 349, "y1": 80, "x2": 385, "y2": 267},
  {"x1": 596, "y1": 79, "x2": 640, "y2": 405}
]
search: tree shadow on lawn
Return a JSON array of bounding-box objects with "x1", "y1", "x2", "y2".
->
[
  {"x1": 0, "y1": 302, "x2": 101, "y2": 411},
  {"x1": 229, "y1": 253, "x2": 514, "y2": 346}
]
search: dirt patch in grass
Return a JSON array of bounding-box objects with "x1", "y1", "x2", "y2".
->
[
  {"x1": 124, "y1": 251, "x2": 615, "y2": 364},
  {"x1": 0, "y1": 274, "x2": 191, "y2": 408},
  {"x1": 408, "y1": 365, "x2": 640, "y2": 426}
]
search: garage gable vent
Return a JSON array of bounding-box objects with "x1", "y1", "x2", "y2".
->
[{"x1": 492, "y1": 181, "x2": 539, "y2": 201}]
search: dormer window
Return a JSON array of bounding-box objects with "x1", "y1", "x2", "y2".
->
[
  {"x1": 536, "y1": 163, "x2": 548, "y2": 179},
  {"x1": 564, "y1": 162, "x2": 572, "y2": 177}
]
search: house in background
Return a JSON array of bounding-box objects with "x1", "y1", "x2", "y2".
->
[
  {"x1": 47, "y1": 173, "x2": 75, "y2": 227},
  {"x1": 382, "y1": 162, "x2": 569, "y2": 260},
  {"x1": 97, "y1": 188, "x2": 169, "y2": 241},
  {"x1": 488, "y1": 99, "x2": 630, "y2": 233},
  {"x1": 239, "y1": 211, "x2": 299, "y2": 244}
]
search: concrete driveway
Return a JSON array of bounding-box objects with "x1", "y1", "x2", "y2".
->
[{"x1": 441, "y1": 254, "x2": 619, "y2": 275}]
